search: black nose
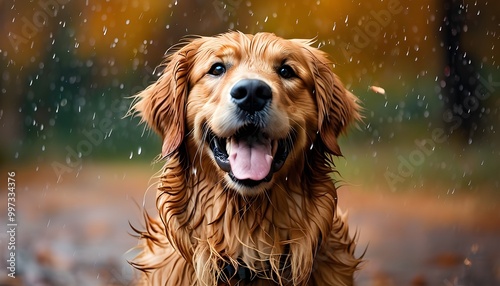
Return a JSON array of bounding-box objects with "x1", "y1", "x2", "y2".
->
[{"x1": 230, "y1": 79, "x2": 272, "y2": 113}]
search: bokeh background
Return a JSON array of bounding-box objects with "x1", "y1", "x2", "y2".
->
[{"x1": 1, "y1": 0, "x2": 499, "y2": 285}]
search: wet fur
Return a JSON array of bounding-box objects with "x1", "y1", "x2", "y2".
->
[{"x1": 129, "y1": 31, "x2": 362, "y2": 285}]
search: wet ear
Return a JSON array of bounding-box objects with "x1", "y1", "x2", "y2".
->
[
  {"x1": 308, "y1": 49, "x2": 361, "y2": 156},
  {"x1": 131, "y1": 39, "x2": 199, "y2": 157}
]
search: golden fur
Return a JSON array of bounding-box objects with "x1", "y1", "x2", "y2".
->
[{"x1": 130, "y1": 31, "x2": 362, "y2": 285}]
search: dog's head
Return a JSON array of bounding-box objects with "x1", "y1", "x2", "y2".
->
[{"x1": 133, "y1": 31, "x2": 360, "y2": 196}]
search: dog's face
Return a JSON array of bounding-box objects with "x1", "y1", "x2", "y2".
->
[{"x1": 133, "y1": 32, "x2": 359, "y2": 196}]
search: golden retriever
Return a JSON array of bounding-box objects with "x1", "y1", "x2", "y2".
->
[{"x1": 130, "y1": 31, "x2": 362, "y2": 285}]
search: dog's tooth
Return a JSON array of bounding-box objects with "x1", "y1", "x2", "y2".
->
[
  {"x1": 272, "y1": 140, "x2": 278, "y2": 156},
  {"x1": 226, "y1": 138, "x2": 231, "y2": 154}
]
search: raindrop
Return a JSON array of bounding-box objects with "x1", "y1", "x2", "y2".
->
[
  {"x1": 129, "y1": 151, "x2": 133, "y2": 159},
  {"x1": 137, "y1": 146, "x2": 142, "y2": 155}
]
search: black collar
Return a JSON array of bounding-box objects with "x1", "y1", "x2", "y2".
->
[
  {"x1": 217, "y1": 237, "x2": 323, "y2": 284},
  {"x1": 220, "y1": 261, "x2": 255, "y2": 283}
]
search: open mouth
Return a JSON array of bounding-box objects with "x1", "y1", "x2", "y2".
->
[{"x1": 207, "y1": 124, "x2": 290, "y2": 187}]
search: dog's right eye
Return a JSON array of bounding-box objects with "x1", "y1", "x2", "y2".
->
[{"x1": 208, "y1": 63, "x2": 226, "y2": 76}]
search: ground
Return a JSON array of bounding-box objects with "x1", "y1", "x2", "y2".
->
[{"x1": 0, "y1": 163, "x2": 499, "y2": 285}]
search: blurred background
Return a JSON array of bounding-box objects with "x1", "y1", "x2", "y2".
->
[{"x1": 0, "y1": 0, "x2": 499, "y2": 285}]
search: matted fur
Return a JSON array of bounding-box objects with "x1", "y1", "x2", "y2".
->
[{"x1": 130, "y1": 31, "x2": 362, "y2": 285}]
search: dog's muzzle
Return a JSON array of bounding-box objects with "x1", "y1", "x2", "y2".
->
[{"x1": 207, "y1": 124, "x2": 290, "y2": 187}]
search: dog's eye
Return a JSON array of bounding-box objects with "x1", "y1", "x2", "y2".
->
[
  {"x1": 208, "y1": 63, "x2": 226, "y2": 76},
  {"x1": 278, "y1": 65, "x2": 296, "y2": 79}
]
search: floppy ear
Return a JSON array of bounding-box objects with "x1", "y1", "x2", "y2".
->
[
  {"x1": 308, "y1": 48, "x2": 361, "y2": 156},
  {"x1": 131, "y1": 39, "x2": 200, "y2": 157}
]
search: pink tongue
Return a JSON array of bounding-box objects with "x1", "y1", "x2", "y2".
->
[{"x1": 229, "y1": 138, "x2": 273, "y2": 181}]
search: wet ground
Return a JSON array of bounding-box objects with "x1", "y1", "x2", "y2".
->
[{"x1": 0, "y1": 163, "x2": 499, "y2": 285}]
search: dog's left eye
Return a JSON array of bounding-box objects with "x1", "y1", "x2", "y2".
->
[
  {"x1": 208, "y1": 63, "x2": 226, "y2": 76},
  {"x1": 277, "y1": 65, "x2": 296, "y2": 79}
]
